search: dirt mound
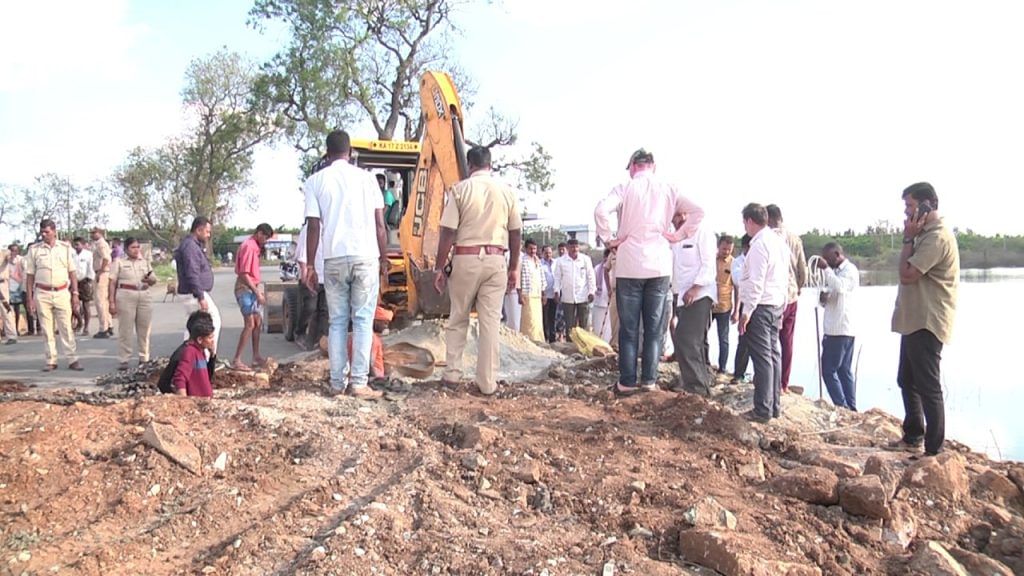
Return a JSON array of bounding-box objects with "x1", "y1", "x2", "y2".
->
[
  {"x1": 383, "y1": 319, "x2": 561, "y2": 382},
  {"x1": 1, "y1": 357, "x2": 1022, "y2": 575}
]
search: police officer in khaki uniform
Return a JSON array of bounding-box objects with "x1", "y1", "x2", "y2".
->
[
  {"x1": 0, "y1": 245, "x2": 18, "y2": 344},
  {"x1": 109, "y1": 237, "x2": 157, "y2": 370},
  {"x1": 91, "y1": 226, "x2": 113, "y2": 338},
  {"x1": 25, "y1": 219, "x2": 83, "y2": 371},
  {"x1": 433, "y1": 146, "x2": 523, "y2": 396}
]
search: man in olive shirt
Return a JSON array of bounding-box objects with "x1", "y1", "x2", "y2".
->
[
  {"x1": 90, "y1": 226, "x2": 114, "y2": 338},
  {"x1": 433, "y1": 146, "x2": 523, "y2": 396},
  {"x1": 25, "y1": 219, "x2": 83, "y2": 371},
  {"x1": 890, "y1": 182, "x2": 959, "y2": 457}
]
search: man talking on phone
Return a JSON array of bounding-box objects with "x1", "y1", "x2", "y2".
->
[{"x1": 888, "y1": 182, "x2": 959, "y2": 457}]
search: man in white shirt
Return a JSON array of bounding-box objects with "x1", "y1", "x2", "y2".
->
[
  {"x1": 816, "y1": 242, "x2": 859, "y2": 411},
  {"x1": 540, "y1": 245, "x2": 557, "y2": 342},
  {"x1": 670, "y1": 217, "x2": 718, "y2": 395},
  {"x1": 730, "y1": 234, "x2": 752, "y2": 384},
  {"x1": 552, "y1": 238, "x2": 596, "y2": 331},
  {"x1": 73, "y1": 237, "x2": 95, "y2": 336},
  {"x1": 303, "y1": 130, "x2": 388, "y2": 400},
  {"x1": 590, "y1": 249, "x2": 612, "y2": 342},
  {"x1": 738, "y1": 204, "x2": 791, "y2": 423}
]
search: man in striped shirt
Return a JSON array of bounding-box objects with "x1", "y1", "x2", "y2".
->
[{"x1": 518, "y1": 239, "x2": 547, "y2": 342}]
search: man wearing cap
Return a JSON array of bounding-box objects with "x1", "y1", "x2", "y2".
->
[
  {"x1": 434, "y1": 146, "x2": 522, "y2": 396},
  {"x1": 90, "y1": 226, "x2": 113, "y2": 338},
  {"x1": 25, "y1": 219, "x2": 83, "y2": 371},
  {"x1": 595, "y1": 149, "x2": 704, "y2": 396}
]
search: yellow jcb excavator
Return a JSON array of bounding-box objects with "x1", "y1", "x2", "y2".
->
[{"x1": 268, "y1": 70, "x2": 469, "y2": 336}]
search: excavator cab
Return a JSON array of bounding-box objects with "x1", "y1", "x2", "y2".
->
[{"x1": 349, "y1": 139, "x2": 420, "y2": 314}]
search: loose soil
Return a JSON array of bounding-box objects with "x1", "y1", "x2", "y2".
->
[{"x1": 1, "y1": 340, "x2": 1022, "y2": 575}]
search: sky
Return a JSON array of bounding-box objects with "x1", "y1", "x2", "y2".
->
[{"x1": 3, "y1": 0, "x2": 1024, "y2": 242}]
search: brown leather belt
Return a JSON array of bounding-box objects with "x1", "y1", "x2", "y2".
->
[
  {"x1": 453, "y1": 245, "x2": 505, "y2": 256},
  {"x1": 118, "y1": 284, "x2": 143, "y2": 291},
  {"x1": 35, "y1": 283, "x2": 68, "y2": 292}
]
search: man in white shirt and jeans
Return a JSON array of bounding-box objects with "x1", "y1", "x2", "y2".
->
[
  {"x1": 552, "y1": 238, "x2": 596, "y2": 331},
  {"x1": 670, "y1": 216, "x2": 718, "y2": 396},
  {"x1": 816, "y1": 242, "x2": 859, "y2": 411},
  {"x1": 738, "y1": 203, "x2": 791, "y2": 422},
  {"x1": 303, "y1": 130, "x2": 388, "y2": 400}
]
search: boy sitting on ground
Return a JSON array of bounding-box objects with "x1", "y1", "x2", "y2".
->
[{"x1": 158, "y1": 311, "x2": 217, "y2": 397}]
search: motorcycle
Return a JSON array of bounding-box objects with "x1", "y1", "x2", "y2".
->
[{"x1": 280, "y1": 261, "x2": 299, "y2": 282}]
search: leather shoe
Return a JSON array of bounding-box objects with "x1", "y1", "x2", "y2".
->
[
  {"x1": 349, "y1": 386, "x2": 383, "y2": 400},
  {"x1": 68, "y1": 361, "x2": 84, "y2": 371},
  {"x1": 41, "y1": 364, "x2": 57, "y2": 372}
]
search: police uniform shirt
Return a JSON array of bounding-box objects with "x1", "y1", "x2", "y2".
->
[
  {"x1": 440, "y1": 171, "x2": 522, "y2": 247},
  {"x1": 93, "y1": 237, "x2": 112, "y2": 274},
  {"x1": 25, "y1": 241, "x2": 75, "y2": 287},
  {"x1": 111, "y1": 257, "x2": 153, "y2": 290}
]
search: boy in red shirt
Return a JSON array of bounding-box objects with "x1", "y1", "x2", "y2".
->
[
  {"x1": 158, "y1": 311, "x2": 217, "y2": 397},
  {"x1": 347, "y1": 306, "x2": 392, "y2": 379}
]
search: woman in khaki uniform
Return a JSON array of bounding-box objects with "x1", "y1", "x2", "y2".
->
[{"x1": 109, "y1": 238, "x2": 157, "y2": 370}]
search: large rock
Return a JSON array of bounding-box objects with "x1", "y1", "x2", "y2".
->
[
  {"x1": 900, "y1": 452, "x2": 969, "y2": 501},
  {"x1": 769, "y1": 466, "x2": 839, "y2": 505},
  {"x1": 737, "y1": 457, "x2": 766, "y2": 483},
  {"x1": 802, "y1": 450, "x2": 862, "y2": 479},
  {"x1": 456, "y1": 423, "x2": 499, "y2": 449},
  {"x1": 839, "y1": 476, "x2": 889, "y2": 519},
  {"x1": 947, "y1": 547, "x2": 1013, "y2": 576},
  {"x1": 678, "y1": 530, "x2": 821, "y2": 576},
  {"x1": 972, "y1": 469, "x2": 1023, "y2": 507},
  {"x1": 142, "y1": 422, "x2": 202, "y2": 474},
  {"x1": 882, "y1": 500, "x2": 917, "y2": 551},
  {"x1": 1008, "y1": 465, "x2": 1024, "y2": 495},
  {"x1": 907, "y1": 541, "x2": 968, "y2": 576},
  {"x1": 682, "y1": 496, "x2": 738, "y2": 531},
  {"x1": 864, "y1": 453, "x2": 901, "y2": 499}
]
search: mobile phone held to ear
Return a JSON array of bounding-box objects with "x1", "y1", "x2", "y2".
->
[{"x1": 916, "y1": 200, "x2": 934, "y2": 220}]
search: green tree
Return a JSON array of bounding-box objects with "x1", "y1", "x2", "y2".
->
[
  {"x1": 111, "y1": 145, "x2": 193, "y2": 247},
  {"x1": 19, "y1": 174, "x2": 109, "y2": 239},
  {"x1": 250, "y1": 0, "x2": 555, "y2": 200},
  {"x1": 179, "y1": 49, "x2": 282, "y2": 240}
]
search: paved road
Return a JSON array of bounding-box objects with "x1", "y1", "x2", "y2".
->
[{"x1": 0, "y1": 267, "x2": 305, "y2": 391}]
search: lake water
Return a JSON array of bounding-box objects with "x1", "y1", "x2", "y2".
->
[{"x1": 708, "y1": 268, "x2": 1024, "y2": 462}]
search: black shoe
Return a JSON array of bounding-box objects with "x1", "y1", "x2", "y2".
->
[
  {"x1": 883, "y1": 439, "x2": 923, "y2": 453},
  {"x1": 106, "y1": 328, "x2": 114, "y2": 336},
  {"x1": 741, "y1": 409, "x2": 771, "y2": 424},
  {"x1": 93, "y1": 331, "x2": 109, "y2": 339},
  {"x1": 611, "y1": 384, "x2": 640, "y2": 398}
]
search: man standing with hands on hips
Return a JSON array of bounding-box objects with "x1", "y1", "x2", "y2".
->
[
  {"x1": 889, "y1": 182, "x2": 959, "y2": 457},
  {"x1": 434, "y1": 146, "x2": 522, "y2": 397}
]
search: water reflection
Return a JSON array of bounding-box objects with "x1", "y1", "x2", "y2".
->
[{"x1": 709, "y1": 270, "x2": 1024, "y2": 461}]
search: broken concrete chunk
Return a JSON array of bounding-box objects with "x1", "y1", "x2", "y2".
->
[
  {"x1": 769, "y1": 466, "x2": 839, "y2": 505},
  {"x1": 683, "y1": 496, "x2": 738, "y2": 531},
  {"x1": 839, "y1": 476, "x2": 890, "y2": 519},
  {"x1": 142, "y1": 422, "x2": 201, "y2": 475},
  {"x1": 907, "y1": 541, "x2": 969, "y2": 576}
]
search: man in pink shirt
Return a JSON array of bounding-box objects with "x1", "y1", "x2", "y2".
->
[
  {"x1": 594, "y1": 149, "x2": 704, "y2": 396},
  {"x1": 230, "y1": 223, "x2": 273, "y2": 371}
]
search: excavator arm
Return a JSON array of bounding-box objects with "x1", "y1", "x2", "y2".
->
[{"x1": 399, "y1": 70, "x2": 469, "y2": 317}]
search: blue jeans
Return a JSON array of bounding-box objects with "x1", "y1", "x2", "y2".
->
[
  {"x1": 712, "y1": 311, "x2": 731, "y2": 372},
  {"x1": 323, "y1": 256, "x2": 379, "y2": 390},
  {"x1": 822, "y1": 335, "x2": 856, "y2": 410},
  {"x1": 615, "y1": 276, "x2": 670, "y2": 387}
]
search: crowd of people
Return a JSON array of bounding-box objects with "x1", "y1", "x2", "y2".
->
[
  {"x1": 1, "y1": 134, "x2": 960, "y2": 457},
  {"x1": 0, "y1": 217, "x2": 277, "y2": 394}
]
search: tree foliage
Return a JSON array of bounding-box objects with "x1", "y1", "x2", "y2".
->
[
  {"x1": 18, "y1": 174, "x2": 109, "y2": 239},
  {"x1": 180, "y1": 49, "x2": 282, "y2": 226},
  {"x1": 251, "y1": 0, "x2": 467, "y2": 152},
  {"x1": 111, "y1": 49, "x2": 281, "y2": 251},
  {"x1": 250, "y1": 0, "x2": 554, "y2": 200},
  {"x1": 111, "y1": 145, "x2": 193, "y2": 247}
]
